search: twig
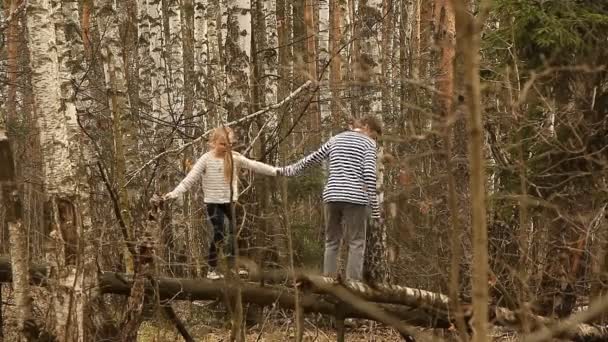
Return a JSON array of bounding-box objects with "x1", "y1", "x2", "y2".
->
[
  {"x1": 96, "y1": 162, "x2": 136, "y2": 257},
  {"x1": 124, "y1": 80, "x2": 312, "y2": 187}
]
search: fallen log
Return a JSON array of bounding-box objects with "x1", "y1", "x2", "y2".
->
[
  {"x1": 0, "y1": 257, "x2": 448, "y2": 328},
  {"x1": 253, "y1": 268, "x2": 608, "y2": 341},
  {"x1": 99, "y1": 272, "x2": 449, "y2": 328},
  {"x1": 2, "y1": 257, "x2": 608, "y2": 341},
  {"x1": 254, "y1": 270, "x2": 450, "y2": 312}
]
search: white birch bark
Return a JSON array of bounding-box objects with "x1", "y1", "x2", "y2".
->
[
  {"x1": 148, "y1": 0, "x2": 170, "y2": 126},
  {"x1": 167, "y1": 0, "x2": 184, "y2": 115},
  {"x1": 60, "y1": 5, "x2": 100, "y2": 341},
  {"x1": 57, "y1": 1, "x2": 97, "y2": 338},
  {"x1": 357, "y1": 0, "x2": 383, "y2": 115},
  {"x1": 138, "y1": 0, "x2": 153, "y2": 115},
  {"x1": 318, "y1": 0, "x2": 331, "y2": 124},
  {"x1": 206, "y1": 0, "x2": 224, "y2": 124},
  {"x1": 193, "y1": 0, "x2": 208, "y2": 117},
  {"x1": 263, "y1": 0, "x2": 277, "y2": 109},
  {"x1": 224, "y1": 0, "x2": 251, "y2": 121},
  {"x1": 28, "y1": 1, "x2": 75, "y2": 194},
  {"x1": 27, "y1": 0, "x2": 93, "y2": 339}
]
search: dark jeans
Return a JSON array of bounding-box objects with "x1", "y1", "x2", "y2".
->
[{"x1": 206, "y1": 203, "x2": 235, "y2": 269}]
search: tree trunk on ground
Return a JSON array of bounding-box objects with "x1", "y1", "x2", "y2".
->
[{"x1": 3, "y1": 258, "x2": 608, "y2": 341}]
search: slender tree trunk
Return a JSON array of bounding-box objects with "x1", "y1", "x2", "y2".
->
[
  {"x1": 304, "y1": 0, "x2": 320, "y2": 144},
  {"x1": 360, "y1": 0, "x2": 388, "y2": 284},
  {"x1": 181, "y1": 0, "x2": 199, "y2": 277},
  {"x1": 165, "y1": 0, "x2": 185, "y2": 118},
  {"x1": 149, "y1": 0, "x2": 170, "y2": 127},
  {"x1": 318, "y1": 0, "x2": 331, "y2": 133},
  {"x1": 381, "y1": 0, "x2": 394, "y2": 118},
  {"x1": 193, "y1": 0, "x2": 208, "y2": 120},
  {"x1": 224, "y1": 0, "x2": 251, "y2": 124},
  {"x1": 275, "y1": 0, "x2": 292, "y2": 266},
  {"x1": 3, "y1": 0, "x2": 20, "y2": 131},
  {"x1": 96, "y1": 0, "x2": 137, "y2": 273},
  {"x1": 224, "y1": 0, "x2": 251, "y2": 340},
  {"x1": 138, "y1": 0, "x2": 153, "y2": 118},
  {"x1": 452, "y1": 1, "x2": 489, "y2": 340},
  {"x1": 206, "y1": 0, "x2": 223, "y2": 123},
  {"x1": 354, "y1": 0, "x2": 383, "y2": 117},
  {"x1": 58, "y1": 1, "x2": 100, "y2": 339},
  {"x1": 2, "y1": 132, "x2": 35, "y2": 340},
  {"x1": 82, "y1": 0, "x2": 92, "y2": 60},
  {"x1": 329, "y1": 0, "x2": 345, "y2": 132},
  {"x1": 435, "y1": 0, "x2": 470, "y2": 339},
  {"x1": 123, "y1": 0, "x2": 140, "y2": 127},
  {"x1": 2, "y1": 0, "x2": 21, "y2": 257}
]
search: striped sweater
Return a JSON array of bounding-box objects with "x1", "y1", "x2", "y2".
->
[
  {"x1": 169, "y1": 151, "x2": 277, "y2": 203},
  {"x1": 279, "y1": 131, "x2": 380, "y2": 218}
]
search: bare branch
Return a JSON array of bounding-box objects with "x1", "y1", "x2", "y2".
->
[{"x1": 124, "y1": 80, "x2": 312, "y2": 187}]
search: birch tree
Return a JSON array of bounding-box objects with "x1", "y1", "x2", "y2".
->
[
  {"x1": 193, "y1": 0, "x2": 207, "y2": 110},
  {"x1": 224, "y1": 0, "x2": 251, "y2": 123},
  {"x1": 138, "y1": 0, "x2": 154, "y2": 115},
  {"x1": 318, "y1": 0, "x2": 331, "y2": 127},
  {"x1": 165, "y1": 0, "x2": 185, "y2": 118},
  {"x1": 2, "y1": 1, "x2": 34, "y2": 338},
  {"x1": 354, "y1": 0, "x2": 383, "y2": 117},
  {"x1": 25, "y1": 0, "x2": 98, "y2": 339},
  {"x1": 206, "y1": 0, "x2": 223, "y2": 123},
  {"x1": 148, "y1": 0, "x2": 170, "y2": 129}
]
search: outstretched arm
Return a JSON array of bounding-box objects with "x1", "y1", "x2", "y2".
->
[
  {"x1": 234, "y1": 153, "x2": 278, "y2": 176},
  {"x1": 363, "y1": 146, "x2": 380, "y2": 219},
  {"x1": 165, "y1": 154, "x2": 208, "y2": 199},
  {"x1": 279, "y1": 140, "x2": 331, "y2": 176}
]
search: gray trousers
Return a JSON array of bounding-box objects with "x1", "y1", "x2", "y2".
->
[{"x1": 324, "y1": 202, "x2": 368, "y2": 281}]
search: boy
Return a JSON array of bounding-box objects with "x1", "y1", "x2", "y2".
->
[{"x1": 278, "y1": 115, "x2": 382, "y2": 280}]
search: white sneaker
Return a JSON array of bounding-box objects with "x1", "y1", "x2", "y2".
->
[
  {"x1": 238, "y1": 268, "x2": 249, "y2": 276},
  {"x1": 207, "y1": 270, "x2": 223, "y2": 280}
]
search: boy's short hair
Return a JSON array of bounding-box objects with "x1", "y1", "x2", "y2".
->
[{"x1": 360, "y1": 115, "x2": 382, "y2": 136}]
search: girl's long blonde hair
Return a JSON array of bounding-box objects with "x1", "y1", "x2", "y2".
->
[{"x1": 209, "y1": 127, "x2": 235, "y2": 182}]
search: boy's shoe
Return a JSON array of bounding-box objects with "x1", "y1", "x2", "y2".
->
[
  {"x1": 238, "y1": 268, "x2": 249, "y2": 277},
  {"x1": 207, "y1": 270, "x2": 224, "y2": 280}
]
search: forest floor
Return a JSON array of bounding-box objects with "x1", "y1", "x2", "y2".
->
[
  {"x1": 136, "y1": 301, "x2": 520, "y2": 342},
  {"x1": 0, "y1": 286, "x2": 518, "y2": 341}
]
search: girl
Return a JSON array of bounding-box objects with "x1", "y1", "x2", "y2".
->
[{"x1": 164, "y1": 127, "x2": 277, "y2": 279}]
